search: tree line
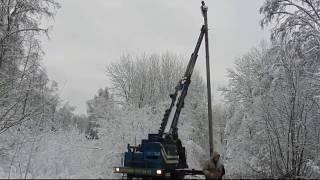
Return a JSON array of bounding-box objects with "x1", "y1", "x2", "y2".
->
[{"x1": 223, "y1": 0, "x2": 320, "y2": 178}]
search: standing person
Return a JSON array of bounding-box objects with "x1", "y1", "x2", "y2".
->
[{"x1": 202, "y1": 151, "x2": 225, "y2": 179}]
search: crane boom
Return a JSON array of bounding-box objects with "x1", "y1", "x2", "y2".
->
[
  {"x1": 168, "y1": 25, "x2": 206, "y2": 137},
  {"x1": 158, "y1": 25, "x2": 205, "y2": 137}
]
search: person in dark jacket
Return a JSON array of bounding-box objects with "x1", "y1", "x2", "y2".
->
[{"x1": 202, "y1": 151, "x2": 225, "y2": 179}]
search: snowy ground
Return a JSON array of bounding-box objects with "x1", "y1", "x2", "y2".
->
[{"x1": 0, "y1": 103, "x2": 208, "y2": 179}]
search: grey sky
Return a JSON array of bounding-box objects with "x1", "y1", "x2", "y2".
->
[{"x1": 42, "y1": 0, "x2": 270, "y2": 114}]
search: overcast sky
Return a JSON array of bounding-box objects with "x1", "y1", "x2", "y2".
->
[{"x1": 41, "y1": 0, "x2": 270, "y2": 115}]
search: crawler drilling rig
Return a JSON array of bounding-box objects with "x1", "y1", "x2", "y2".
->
[{"x1": 113, "y1": 1, "x2": 212, "y2": 179}]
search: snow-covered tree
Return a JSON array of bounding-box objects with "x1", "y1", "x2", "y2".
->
[
  {"x1": 86, "y1": 87, "x2": 116, "y2": 139},
  {"x1": 0, "y1": 0, "x2": 60, "y2": 134},
  {"x1": 222, "y1": 41, "x2": 320, "y2": 178},
  {"x1": 107, "y1": 52, "x2": 189, "y2": 108}
]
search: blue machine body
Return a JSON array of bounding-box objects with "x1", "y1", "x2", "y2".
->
[
  {"x1": 124, "y1": 142, "x2": 162, "y2": 169},
  {"x1": 123, "y1": 134, "x2": 180, "y2": 173}
]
